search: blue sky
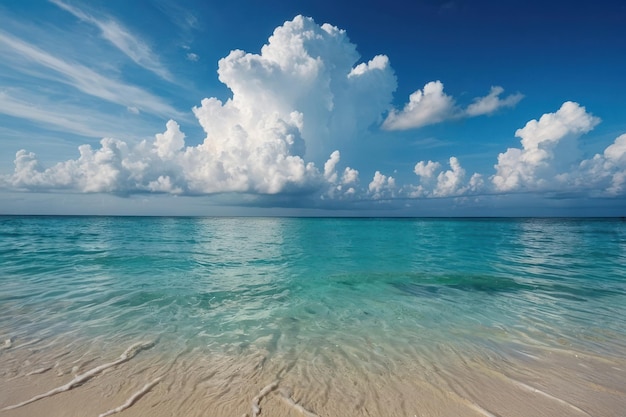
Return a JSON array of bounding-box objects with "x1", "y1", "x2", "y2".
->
[{"x1": 1, "y1": 0, "x2": 625, "y2": 216}]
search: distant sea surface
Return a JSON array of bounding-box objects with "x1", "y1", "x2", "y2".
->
[{"x1": 1, "y1": 216, "x2": 625, "y2": 416}]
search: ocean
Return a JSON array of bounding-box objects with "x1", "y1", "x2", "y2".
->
[{"x1": 1, "y1": 216, "x2": 625, "y2": 416}]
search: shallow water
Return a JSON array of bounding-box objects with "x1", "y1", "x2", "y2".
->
[{"x1": 1, "y1": 217, "x2": 625, "y2": 416}]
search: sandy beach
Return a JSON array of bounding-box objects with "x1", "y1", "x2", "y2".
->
[{"x1": 2, "y1": 333, "x2": 624, "y2": 417}]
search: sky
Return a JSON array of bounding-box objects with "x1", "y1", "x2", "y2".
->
[{"x1": 1, "y1": 0, "x2": 625, "y2": 216}]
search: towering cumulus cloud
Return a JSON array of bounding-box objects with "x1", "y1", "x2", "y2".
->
[{"x1": 3, "y1": 16, "x2": 396, "y2": 197}]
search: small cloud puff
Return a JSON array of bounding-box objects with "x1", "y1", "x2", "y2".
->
[
  {"x1": 368, "y1": 171, "x2": 396, "y2": 199},
  {"x1": 383, "y1": 81, "x2": 454, "y2": 130},
  {"x1": 321, "y1": 151, "x2": 360, "y2": 199},
  {"x1": 414, "y1": 160, "x2": 441, "y2": 178},
  {"x1": 466, "y1": 86, "x2": 523, "y2": 117},
  {"x1": 410, "y1": 157, "x2": 482, "y2": 198}
]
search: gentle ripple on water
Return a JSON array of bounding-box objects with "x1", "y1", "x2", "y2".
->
[{"x1": 1, "y1": 216, "x2": 625, "y2": 416}]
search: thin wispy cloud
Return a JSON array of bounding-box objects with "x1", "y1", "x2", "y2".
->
[
  {"x1": 49, "y1": 0, "x2": 173, "y2": 82},
  {"x1": 0, "y1": 30, "x2": 180, "y2": 118},
  {"x1": 153, "y1": 0, "x2": 201, "y2": 32},
  {"x1": 0, "y1": 91, "x2": 105, "y2": 138},
  {"x1": 0, "y1": 89, "x2": 159, "y2": 140}
]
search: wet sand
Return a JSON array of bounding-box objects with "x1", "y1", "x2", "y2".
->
[{"x1": 1, "y1": 334, "x2": 624, "y2": 417}]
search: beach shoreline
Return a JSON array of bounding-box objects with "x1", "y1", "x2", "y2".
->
[
  {"x1": 2, "y1": 333, "x2": 624, "y2": 417},
  {"x1": 2, "y1": 217, "x2": 625, "y2": 416}
]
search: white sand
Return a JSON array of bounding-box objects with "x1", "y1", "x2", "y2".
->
[{"x1": 1, "y1": 336, "x2": 624, "y2": 417}]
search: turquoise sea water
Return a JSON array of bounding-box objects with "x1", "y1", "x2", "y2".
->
[{"x1": 1, "y1": 216, "x2": 626, "y2": 415}]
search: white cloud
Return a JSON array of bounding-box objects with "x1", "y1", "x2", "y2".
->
[
  {"x1": 217, "y1": 16, "x2": 396, "y2": 162},
  {"x1": 178, "y1": 108, "x2": 318, "y2": 195},
  {"x1": 2, "y1": 16, "x2": 394, "y2": 200},
  {"x1": 4, "y1": 13, "x2": 622, "y2": 207},
  {"x1": 414, "y1": 160, "x2": 441, "y2": 178},
  {"x1": 321, "y1": 152, "x2": 361, "y2": 199},
  {"x1": 147, "y1": 175, "x2": 183, "y2": 194},
  {"x1": 324, "y1": 150, "x2": 341, "y2": 182},
  {"x1": 576, "y1": 133, "x2": 626, "y2": 196},
  {"x1": 434, "y1": 157, "x2": 466, "y2": 197},
  {"x1": 368, "y1": 171, "x2": 395, "y2": 199},
  {"x1": 404, "y1": 103, "x2": 624, "y2": 200},
  {"x1": 349, "y1": 54, "x2": 390, "y2": 77},
  {"x1": 5, "y1": 121, "x2": 193, "y2": 194},
  {"x1": 50, "y1": 0, "x2": 173, "y2": 81},
  {"x1": 383, "y1": 81, "x2": 455, "y2": 130},
  {"x1": 320, "y1": 151, "x2": 359, "y2": 200},
  {"x1": 186, "y1": 52, "x2": 199, "y2": 62},
  {"x1": 342, "y1": 167, "x2": 359, "y2": 185},
  {"x1": 383, "y1": 82, "x2": 523, "y2": 130},
  {"x1": 466, "y1": 86, "x2": 524, "y2": 117},
  {"x1": 468, "y1": 173, "x2": 484, "y2": 192},
  {"x1": 604, "y1": 133, "x2": 626, "y2": 164},
  {"x1": 409, "y1": 157, "x2": 482, "y2": 198},
  {"x1": 154, "y1": 119, "x2": 185, "y2": 159},
  {"x1": 492, "y1": 101, "x2": 600, "y2": 192},
  {"x1": 8, "y1": 141, "x2": 124, "y2": 193}
]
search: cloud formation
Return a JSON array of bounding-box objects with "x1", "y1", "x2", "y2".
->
[
  {"x1": 216, "y1": 16, "x2": 396, "y2": 161},
  {"x1": 407, "y1": 101, "x2": 625, "y2": 200},
  {"x1": 368, "y1": 171, "x2": 396, "y2": 199},
  {"x1": 414, "y1": 160, "x2": 441, "y2": 178},
  {"x1": 576, "y1": 133, "x2": 626, "y2": 196},
  {"x1": 409, "y1": 157, "x2": 482, "y2": 198},
  {"x1": 383, "y1": 82, "x2": 523, "y2": 130},
  {"x1": 2, "y1": 16, "x2": 393, "y2": 199},
  {"x1": 492, "y1": 101, "x2": 600, "y2": 192},
  {"x1": 321, "y1": 151, "x2": 360, "y2": 199},
  {"x1": 466, "y1": 86, "x2": 524, "y2": 117},
  {"x1": 383, "y1": 81, "x2": 454, "y2": 130},
  {"x1": 2, "y1": 13, "x2": 625, "y2": 209}
]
